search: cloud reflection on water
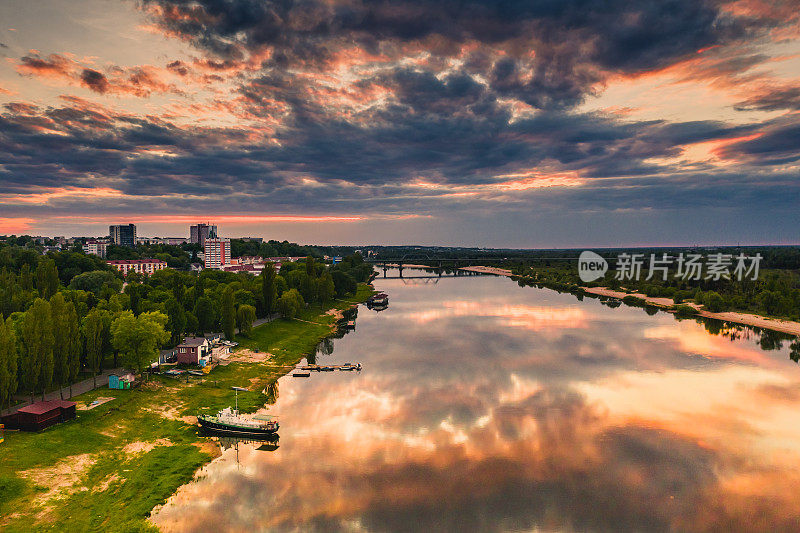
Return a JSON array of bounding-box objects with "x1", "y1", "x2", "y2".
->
[{"x1": 152, "y1": 275, "x2": 800, "y2": 532}]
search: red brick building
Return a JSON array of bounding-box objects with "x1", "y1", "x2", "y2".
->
[{"x1": 176, "y1": 337, "x2": 211, "y2": 365}]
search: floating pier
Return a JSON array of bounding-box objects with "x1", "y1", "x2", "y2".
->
[{"x1": 299, "y1": 362, "x2": 362, "y2": 372}]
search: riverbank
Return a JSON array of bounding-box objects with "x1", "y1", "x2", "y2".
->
[
  {"x1": 583, "y1": 286, "x2": 800, "y2": 336},
  {"x1": 466, "y1": 265, "x2": 800, "y2": 337},
  {"x1": 0, "y1": 284, "x2": 374, "y2": 532},
  {"x1": 460, "y1": 266, "x2": 513, "y2": 276}
]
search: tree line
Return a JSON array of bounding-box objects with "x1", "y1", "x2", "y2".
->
[
  {"x1": 0, "y1": 243, "x2": 372, "y2": 408},
  {"x1": 508, "y1": 254, "x2": 800, "y2": 321}
]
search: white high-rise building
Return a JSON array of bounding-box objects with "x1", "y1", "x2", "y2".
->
[{"x1": 204, "y1": 237, "x2": 231, "y2": 269}]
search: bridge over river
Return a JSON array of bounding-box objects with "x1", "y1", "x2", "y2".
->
[{"x1": 364, "y1": 253, "x2": 580, "y2": 279}]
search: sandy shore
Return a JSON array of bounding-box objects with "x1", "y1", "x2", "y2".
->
[
  {"x1": 460, "y1": 266, "x2": 514, "y2": 276},
  {"x1": 584, "y1": 287, "x2": 800, "y2": 336},
  {"x1": 583, "y1": 287, "x2": 677, "y2": 308},
  {"x1": 450, "y1": 269, "x2": 799, "y2": 337}
]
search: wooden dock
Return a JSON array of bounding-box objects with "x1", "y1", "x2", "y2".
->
[{"x1": 299, "y1": 363, "x2": 362, "y2": 372}]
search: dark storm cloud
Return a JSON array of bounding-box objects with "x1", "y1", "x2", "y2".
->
[
  {"x1": 2, "y1": 92, "x2": 797, "y2": 219},
  {"x1": 140, "y1": 0, "x2": 768, "y2": 109}
]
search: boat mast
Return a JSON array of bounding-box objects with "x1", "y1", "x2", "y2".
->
[{"x1": 232, "y1": 386, "x2": 247, "y2": 412}]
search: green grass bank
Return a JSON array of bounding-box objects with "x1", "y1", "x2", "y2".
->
[{"x1": 0, "y1": 284, "x2": 374, "y2": 532}]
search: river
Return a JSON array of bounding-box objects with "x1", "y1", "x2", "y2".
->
[{"x1": 152, "y1": 270, "x2": 800, "y2": 532}]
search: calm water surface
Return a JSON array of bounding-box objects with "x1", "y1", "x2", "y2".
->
[{"x1": 153, "y1": 271, "x2": 800, "y2": 532}]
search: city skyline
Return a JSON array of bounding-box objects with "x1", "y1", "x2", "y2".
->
[{"x1": 1, "y1": 1, "x2": 799, "y2": 247}]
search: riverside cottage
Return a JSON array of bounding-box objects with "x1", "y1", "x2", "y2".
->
[{"x1": 176, "y1": 336, "x2": 211, "y2": 366}]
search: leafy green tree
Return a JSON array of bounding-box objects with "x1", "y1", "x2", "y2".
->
[
  {"x1": 111, "y1": 311, "x2": 169, "y2": 376},
  {"x1": 277, "y1": 289, "x2": 304, "y2": 319},
  {"x1": 221, "y1": 286, "x2": 236, "y2": 340},
  {"x1": 275, "y1": 275, "x2": 288, "y2": 296},
  {"x1": 124, "y1": 283, "x2": 147, "y2": 316},
  {"x1": 19, "y1": 263, "x2": 34, "y2": 291},
  {"x1": 331, "y1": 270, "x2": 357, "y2": 297},
  {"x1": 193, "y1": 296, "x2": 216, "y2": 334},
  {"x1": 236, "y1": 304, "x2": 256, "y2": 335},
  {"x1": 758, "y1": 290, "x2": 782, "y2": 316},
  {"x1": 0, "y1": 317, "x2": 18, "y2": 409},
  {"x1": 185, "y1": 311, "x2": 200, "y2": 335},
  {"x1": 164, "y1": 298, "x2": 187, "y2": 345},
  {"x1": 261, "y1": 263, "x2": 277, "y2": 316},
  {"x1": 305, "y1": 256, "x2": 317, "y2": 279},
  {"x1": 317, "y1": 272, "x2": 335, "y2": 304},
  {"x1": 21, "y1": 298, "x2": 54, "y2": 401},
  {"x1": 195, "y1": 275, "x2": 205, "y2": 301},
  {"x1": 49, "y1": 294, "x2": 81, "y2": 398},
  {"x1": 703, "y1": 291, "x2": 726, "y2": 313},
  {"x1": 35, "y1": 258, "x2": 60, "y2": 299},
  {"x1": 170, "y1": 271, "x2": 185, "y2": 303},
  {"x1": 6, "y1": 315, "x2": 21, "y2": 407},
  {"x1": 82, "y1": 309, "x2": 104, "y2": 388},
  {"x1": 68, "y1": 270, "x2": 120, "y2": 294}
]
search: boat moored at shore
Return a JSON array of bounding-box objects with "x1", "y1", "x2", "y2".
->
[{"x1": 198, "y1": 408, "x2": 279, "y2": 437}]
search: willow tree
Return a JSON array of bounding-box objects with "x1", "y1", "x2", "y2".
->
[
  {"x1": 236, "y1": 304, "x2": 256, "y2": 336},
  {"x1": 21, "y1": 298, "x2": 54, "y2": 402},
  {"x1": 277, "y1": 289, "x2": 304, "y2": 319},
  {"x1": 111, "y1": 311, "x2": 169, "y2": 376}
]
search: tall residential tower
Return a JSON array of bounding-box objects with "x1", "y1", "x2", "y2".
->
[
  {"x1": 190, "y1": 223, "x2": 217, "y2": 247},
  {"x1": 109, "y1": 224, "x2": 137, "y2": 247},
  {"x1": 204, "y1": 237, "x2": 231, "y2": 269}
]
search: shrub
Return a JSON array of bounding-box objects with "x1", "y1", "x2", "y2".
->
[
  {"x1": 674, "y1": 305, "x2": 699, "y2": 317},
  {"x1": 703, "y1": 291, "x2": 726, "y2": 312}
]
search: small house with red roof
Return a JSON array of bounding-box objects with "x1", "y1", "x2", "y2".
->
[{"x1": 0, "y1": 400, "x2": 77, "y2": 431}]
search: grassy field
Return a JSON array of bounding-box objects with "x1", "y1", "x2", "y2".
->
[{"x1": 0, "y1": 284, "x2": 374, "y2": 532}]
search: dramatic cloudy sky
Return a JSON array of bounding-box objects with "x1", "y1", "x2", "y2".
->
[{"x1": 1, "y1": 0, "x2": 799, "y2": 245}]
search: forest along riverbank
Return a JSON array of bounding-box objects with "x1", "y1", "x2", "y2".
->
[
  {"x1": 582, "y1": 286, "x2": 800, "y2": 336},
  {"x1": 460, "y1": 265, "x2": 800, "y2": 337},
  {"x1": 0, "y1": 284, "x2": 374, "y2": 533}
]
